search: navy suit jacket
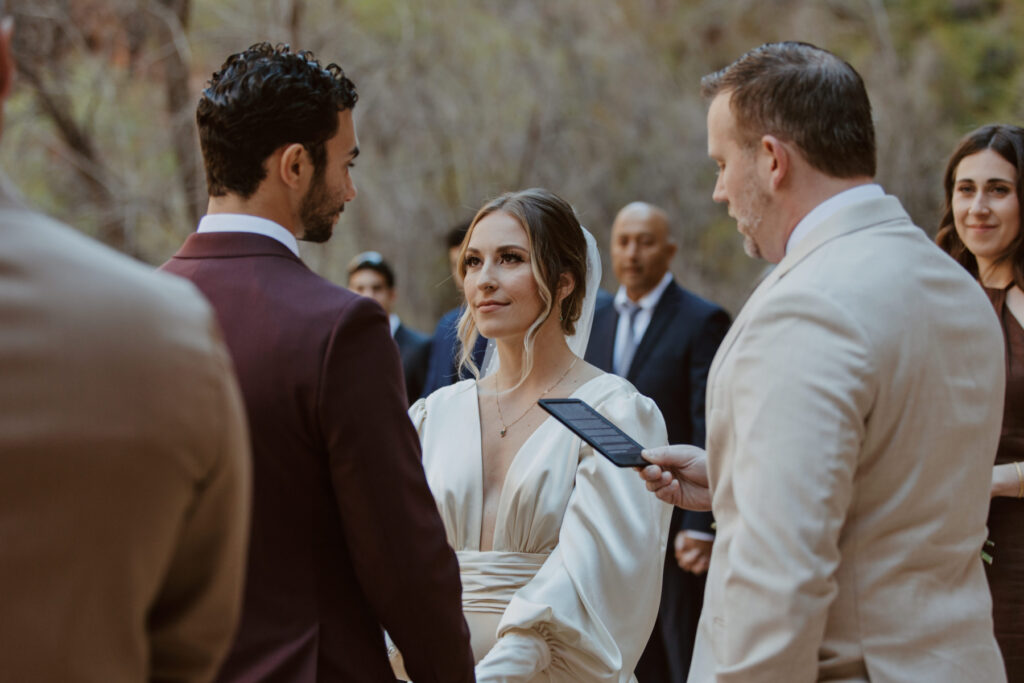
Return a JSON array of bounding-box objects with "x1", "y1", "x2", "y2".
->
[
  {"x1": 586, "y1": 278, "x2": 729, "y2": 681},
  {"x1": 395, "y1": 323, "x2": 430, "y2": 405}
]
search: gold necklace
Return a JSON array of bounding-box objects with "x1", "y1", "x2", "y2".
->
[{"x1": 495, "y1": 357, "x2": 578, "y2": 438}]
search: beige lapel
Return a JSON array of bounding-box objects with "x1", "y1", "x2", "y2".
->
[{"x1": 706, "y1": 196, "x2": 910, "y2": 407}]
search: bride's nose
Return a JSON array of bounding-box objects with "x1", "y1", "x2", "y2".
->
[{"x1": 477, "y1": 260, "x2": 498, "y2": 291}]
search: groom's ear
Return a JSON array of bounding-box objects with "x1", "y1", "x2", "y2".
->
[{"x1": 278, "y1": 143, "x2": 309, "y2": 190}]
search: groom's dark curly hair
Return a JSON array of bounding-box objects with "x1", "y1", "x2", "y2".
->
[{"x1": 197, "y1": 42, "x2": 358, "y2": 198}]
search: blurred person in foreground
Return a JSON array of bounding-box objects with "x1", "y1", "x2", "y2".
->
[
  {"x1": 640, "y1": 41, "x2": 1006, "y2": 682},
  {"x1": 402, "y1": 188, "x2": 671, "y2": 682},
  {"x1": 586, "y1": 201, "x2": 729, "y2": 683},
  {"x1": 347, "y1": 250, "x2": 431, "y2": 404},
  {"x1": 161, "y1": 42, "x2": 473, "y2": 683},
  {"x1": 937, "y1": 123, "x2": 1024, "y2": 681},
  {"x1": 0, "y1": 13, "x2": 252, "y2": 683}
]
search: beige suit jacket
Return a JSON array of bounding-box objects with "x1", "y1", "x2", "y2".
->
[
  {"x1": 689, "y1": 196, "x2": 1006, "y2": 682},
  {"x1": 0, "y1": 186, "x2": 251, "y2": 682}
]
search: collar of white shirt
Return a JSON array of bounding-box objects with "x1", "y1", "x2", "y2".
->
[
  {"x1": 613, "y1": 270, "x2": 673, "y2": 317},
  {"x1": 389, "y1": 313, "x2": 401, "y2": 337},
  {"x1": 785, "y1": 183, "x2": 885, "y2": 255},
  {"x1": 197, "y1": 213, "x2": 301, "y2": 258}
]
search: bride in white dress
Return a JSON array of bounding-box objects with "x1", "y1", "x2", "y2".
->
[{"x1": 399, "y1": 188, "x2": 671, "y2": 682}]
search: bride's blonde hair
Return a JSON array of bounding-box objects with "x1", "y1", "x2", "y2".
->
[{"x1": 455, "y1": 188, "x2": 588, "y2": 384}]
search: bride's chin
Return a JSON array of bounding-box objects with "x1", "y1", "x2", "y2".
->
[
  {"x1": 474, "y1": 321, "x2": 526, "y2": 345},
  {"x1": 476, "y1": 325, "x2": 512, "y2": 342}
]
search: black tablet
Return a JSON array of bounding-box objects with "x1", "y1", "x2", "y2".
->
[{"x1": 538, "y1": 398, "x2": 648, "y2": 467}]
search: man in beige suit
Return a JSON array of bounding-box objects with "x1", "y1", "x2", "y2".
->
[
  {"x1": 641, "y1": 42, "x2": 1006, "y2": 682},
  {"x1": 0, "y1": 17, "x2": 252, "y2": 682}
]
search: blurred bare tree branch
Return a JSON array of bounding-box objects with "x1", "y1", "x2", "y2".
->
[
  {"x1": 2, "y1": 0, "x2": 1022, "y2": 328},
  {"x1": 149, "y1": 0, "x2": 204, "y2": 228}
]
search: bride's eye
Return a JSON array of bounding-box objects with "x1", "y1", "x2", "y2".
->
[
  {"x1": 463, "y1": 255, "x2": 481, "y2": 268},
  {"x1": 500, "y1": 251, "x2": 524, "y2": 264}
]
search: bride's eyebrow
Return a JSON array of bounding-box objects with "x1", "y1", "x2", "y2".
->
[{"x1": 464, "y1": 244, "x2": 528, "y2": 255}]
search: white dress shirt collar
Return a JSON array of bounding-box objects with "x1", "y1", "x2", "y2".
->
[
  {"x1": 614, "y1": 270, "x2": 673, "y2": 316},
  {"x1": 389, "y1": 314, "x2": 401, "y2": 337},
  {"x1": 785, "y1": 184, "x2": 885, "y2": 255},
  {"x1": 612, "y1": 271, "x2": 673, "y2": 376},
  {"x1": 197, "y1": 213, "x2": 301, "y2": 257}
]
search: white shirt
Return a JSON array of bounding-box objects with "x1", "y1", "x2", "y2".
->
[
  {"x1": 197, "y1": 213, "x2": 301, "y2": 257},
  {"x1": 785, "y1": 183, "x2": 885, "y2": 255},
  {"x1": 612, "y1": 271, "x2": 673, "y2": 376},
  {"x1": 389, "y1": 314, "x2": 400, "y2": 337}
]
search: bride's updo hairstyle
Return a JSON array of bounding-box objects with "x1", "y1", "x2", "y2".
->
[{"x1": 456, "y1": 188, "x2": 588, "y2": 381}]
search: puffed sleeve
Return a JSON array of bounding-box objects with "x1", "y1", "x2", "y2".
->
[
  {"x1": 409, "y1": 396, "x2": 428, "y2": 436},
  {"x1": 475, "y1": 387, "x2": 673, "y2": 682}
]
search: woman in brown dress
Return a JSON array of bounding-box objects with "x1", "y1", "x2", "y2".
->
[{"x1": 937, "y1": 123, "x2": 1024, "y2": 681}]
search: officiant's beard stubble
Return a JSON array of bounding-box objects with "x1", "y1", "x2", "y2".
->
[
  {"x1": 726, "y1": 164, "x2": 772, "y2": 260},
  {"x1": 299, "y1": 168, "x2": 347, "y2": 243}
]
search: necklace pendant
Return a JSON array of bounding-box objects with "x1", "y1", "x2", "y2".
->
[{"x1": 500, "y1": 427, "x2": 507, "y2": 438}]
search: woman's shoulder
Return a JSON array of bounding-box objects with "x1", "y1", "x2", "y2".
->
[
  {"x1": 422, "y1": 378, "x2": 477, "y2": 402},
  {"x1": 574, "y1": 370, "x2": 646, "y2": 405},
  {"x1": 412, "y1": 379, "x2": 478, "y2": 425},
  {"x1": 577, "y1": 372, "x2": 665, "y2": 433}
]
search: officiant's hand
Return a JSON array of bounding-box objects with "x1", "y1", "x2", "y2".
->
[{"x1": 638, "y1": 445, "x2": 711, "y2": 511}]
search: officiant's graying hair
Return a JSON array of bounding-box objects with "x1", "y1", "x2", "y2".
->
[
  {"x1": 197, "y1": 42, "x2": 358, "y2": 198},
  {"x1": 700, "y1": 41, "x2": 876, "y2": 179},
  {"x1": 456, "y1": 188, "x2": 588, "y2": 379}
]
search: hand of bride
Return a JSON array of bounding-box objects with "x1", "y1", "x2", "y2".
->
[{"x1": 637, "y1": 445, "x2": 712, "y2": 511}]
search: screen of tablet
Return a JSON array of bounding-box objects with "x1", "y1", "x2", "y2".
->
[{"x1": 538, "y1": 398, "x2": 648, "y2": 467}]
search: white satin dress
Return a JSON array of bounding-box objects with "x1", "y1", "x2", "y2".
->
[{"x1": 408, "y1": 372, "x2": 671, "y2": 683}]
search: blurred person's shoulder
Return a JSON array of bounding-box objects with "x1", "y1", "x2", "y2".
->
[{"x1": 0, "y1": 181, "x2": 223, "y2": 361}]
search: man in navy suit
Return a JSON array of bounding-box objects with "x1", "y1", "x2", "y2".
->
[
  {"x1": 347, "y1": 251, "x2": 431, "y2": 404},
  {"x1": 585, "y1": 202, "x2": 729, "y2": 682}
]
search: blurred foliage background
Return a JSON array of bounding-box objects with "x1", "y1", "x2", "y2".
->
[{"x1": 3, "y1": 0, "x2": 1023, "y2": 330}]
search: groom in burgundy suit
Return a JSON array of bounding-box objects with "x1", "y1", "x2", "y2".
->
[{"x1": 162, "y1": 43, "x2": 473, "y2": 682}]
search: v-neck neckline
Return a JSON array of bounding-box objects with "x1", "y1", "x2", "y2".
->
[{"x1": 471, "y1": 373, "x2": 605, "y2": 550}]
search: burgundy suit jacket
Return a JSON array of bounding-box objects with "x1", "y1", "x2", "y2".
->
[{"x1": 162, "y1": 231, "x2": 473, "y2": 683}]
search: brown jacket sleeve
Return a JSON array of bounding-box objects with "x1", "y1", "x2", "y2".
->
[
  {"x1": 319, "y1": 296, "x2": 474, "y2": 683},
  {"x1": 148, "y1": 306, "x2": 253, "y2": 682}
]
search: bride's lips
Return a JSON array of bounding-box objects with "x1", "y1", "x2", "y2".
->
[{"x1": 476, "y1": 299, "x2": 508, "y2": 314}]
